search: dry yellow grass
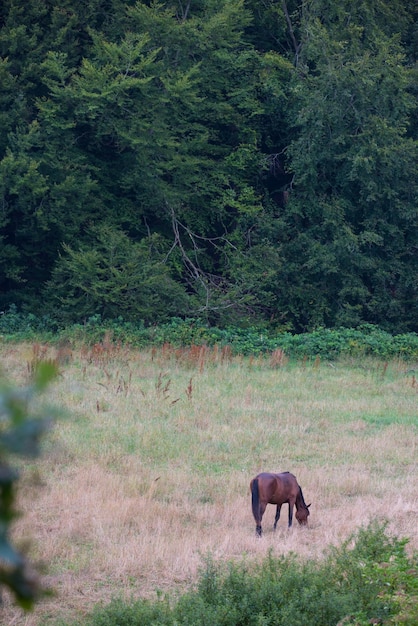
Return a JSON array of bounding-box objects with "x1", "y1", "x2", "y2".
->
[{"x1": 1, "y1": 342, "x2": 417, "y2": 625}]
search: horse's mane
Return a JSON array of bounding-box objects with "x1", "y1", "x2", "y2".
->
[{"x1": 298, "y1": 485, "x2": 309, "y2": 509}]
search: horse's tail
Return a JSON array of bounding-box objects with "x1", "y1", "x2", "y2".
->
[{"x1": 251, "y1": 477, "x2": 260, "y2": 523}]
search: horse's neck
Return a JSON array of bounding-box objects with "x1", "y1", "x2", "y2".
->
[{"x1": 295, "y1": 488, "x2": 305, "y2": 509}]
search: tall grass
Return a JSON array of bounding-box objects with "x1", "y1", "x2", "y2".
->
[{"x1": 1, "y1": 342, "x2": 417, "y2": 625}]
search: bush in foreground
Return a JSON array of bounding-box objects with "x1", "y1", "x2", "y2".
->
[
  {"x1": 0, "y1": 362, "x2": 59, "y2": 608},
  {"x1": 60, "y1": 522, "x2": 417, "y2": 626}
]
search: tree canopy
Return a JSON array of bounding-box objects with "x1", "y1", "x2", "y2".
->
[{"x1": 0, "y1": 0, "x2": 417, "y2": 332}]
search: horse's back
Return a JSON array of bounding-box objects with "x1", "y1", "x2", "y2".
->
[
  {"x1": 276, "y1": 471, "x2": 298, "y2": 485},
  {"x1": 255, "y1": 472, "x2": 277, "y2": 482},
  {"x1": 262, "y1": 472, "x2": 298, "y2": 488},
  {"x1": 257, "y1": 471, "x2": 300, "y2": 503},
  {"x1": 277, "y1": 472, "x2": 300, "y2": 495}
]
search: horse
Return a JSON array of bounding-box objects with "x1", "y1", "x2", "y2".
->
[{"x1": 250, "y1": 471, "x2": 311, "y2": 537}]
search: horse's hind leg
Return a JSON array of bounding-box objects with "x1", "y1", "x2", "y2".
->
[
  {"x1": 256, "y1": 503, "x2": 267, "y2": 537},
  {"x1": 273, "y1": 504, "x2": 282, "y2": 530}
]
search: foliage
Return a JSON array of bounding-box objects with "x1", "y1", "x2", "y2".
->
[
  {"x1": 44, "y1": 224, "x2": 190, "y2": 324},
  {"x1": 1, "y1": 309, "x2": 418, "y2": 360},
  {"x1": 0, "y1": 361, "x2": 59, "y2": 609},
  {"x1": 61, "y1": 523, "x2": 418, "y2": 626},
  {"x1": 280, "y1": 0, "x2": 418, "y2": 332},
  {"x1": 328, "y1": 522, "x2": 418, "y2": 625},
  {"x1": 0, "y1": 1, "x2": 416, "y2": 332}
]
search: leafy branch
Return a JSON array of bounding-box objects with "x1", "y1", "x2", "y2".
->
[{"x1": 0, "y1": 362, "x2": 60, "y2": 609}]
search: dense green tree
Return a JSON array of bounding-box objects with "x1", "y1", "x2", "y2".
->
[
  {"x1": 0, "y1": 0, "x2": 126, "y2": 306},
  {"x1": 26, "y1": 0, "x2": 291, "y2": 323},
  {"x1": 0, "y1": 0, "x2": 416, "y2": 331},
  {"x1": 277, "y1": 1, "x2": 418, "y2": 331},
  {"x1": 45, "y1": 224, "x2": 190, "y2": 323}
]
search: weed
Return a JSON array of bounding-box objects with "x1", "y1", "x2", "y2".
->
[
  {"x1": 185, "y1": 378, "x2": 193, "y2": 401},
  {"x1": 155, "y1": 372, "x2": 171, "y2": 399},
  {"x1": 269, "y1": 348, "x2": 287, "y2": 368}
]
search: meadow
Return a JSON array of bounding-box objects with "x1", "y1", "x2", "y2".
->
[{"x1": 2, "y1": 341, "x2": 417, "y2": 625}]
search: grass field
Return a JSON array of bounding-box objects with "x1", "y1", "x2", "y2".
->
[{"x1": 2, "y1": 341, "x2": 417, "y2": 625}]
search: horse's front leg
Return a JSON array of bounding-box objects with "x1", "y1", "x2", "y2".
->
[
  {"x1": 288, "y1": 500, "x2": 295, "y2": 528},
  {"x1": 273, "y1": 504, "x2": 282, "y2": 530}
]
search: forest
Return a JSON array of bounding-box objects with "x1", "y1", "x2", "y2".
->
[{"x1": 0, "y1": 0, "x2": 417, "y2": 333}]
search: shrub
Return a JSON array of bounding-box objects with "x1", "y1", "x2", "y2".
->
[
  {"x1": 73, "y1": 597, "x2": 174, "y2": 626},
  {"x1": 68, "y1": 523, "x2": 417, "y2": 626},
  {"x1": 1, "y1": 306, "x2": 418, "y2": 360}
]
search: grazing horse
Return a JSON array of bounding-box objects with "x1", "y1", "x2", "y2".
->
[{"x1": 250, "y1": 472, "x2": 311, "y2": 537}]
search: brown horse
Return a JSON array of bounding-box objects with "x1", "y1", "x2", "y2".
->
[{"x1": 250, "y1": 471, "x2": 311, "y2": 537}]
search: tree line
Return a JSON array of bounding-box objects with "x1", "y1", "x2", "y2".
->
[{"x1": 0, "y1": 0, "x2": 417, "y2": 333}]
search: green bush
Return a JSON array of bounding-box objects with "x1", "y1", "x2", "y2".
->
[
  {"x1": 63, "y1": 523, "x2": 417, "y2": 626},
  {"x1": 73, "y1": 597, "x2": 174, "y2": 626},
  {"x1": 174, "y1": 553, "x2": 352, "y2": 626},
  {"x1": 1, "y1": 307, "x2": 418, "y2": 360}
]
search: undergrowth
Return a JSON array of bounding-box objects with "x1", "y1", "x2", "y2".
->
[
  {"x1": 57, "y1": 522, "x2": 417, "y2": 626},
  {"x1": 1, "y1": 307, "x2": 418, "y2": 360}
]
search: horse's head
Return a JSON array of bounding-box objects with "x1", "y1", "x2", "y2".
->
[{"x1": 295, "y1": 503, "x2": 311, "y2": 525}]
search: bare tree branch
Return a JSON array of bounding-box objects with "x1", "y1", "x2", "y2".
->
[
  {"x1": 163, "y1": 203, "x2": 250, "y2": 312},
  {"x1": 177, "y1": 1, "x2": 192, "y2": 22},
  {"x1": 281, "y1": 0, "x2": 302, "y2": 66}
]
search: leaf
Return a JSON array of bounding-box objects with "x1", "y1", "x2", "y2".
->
[
  {"x1": 32, "y1": 361, "x2": 58, "y2": 391},
  {"x1": 0, "y1": 418, "x2": 50, "y2": 457},
  {"x1": 0, "y1": 539, "x2": 24, "y2": 566}
]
